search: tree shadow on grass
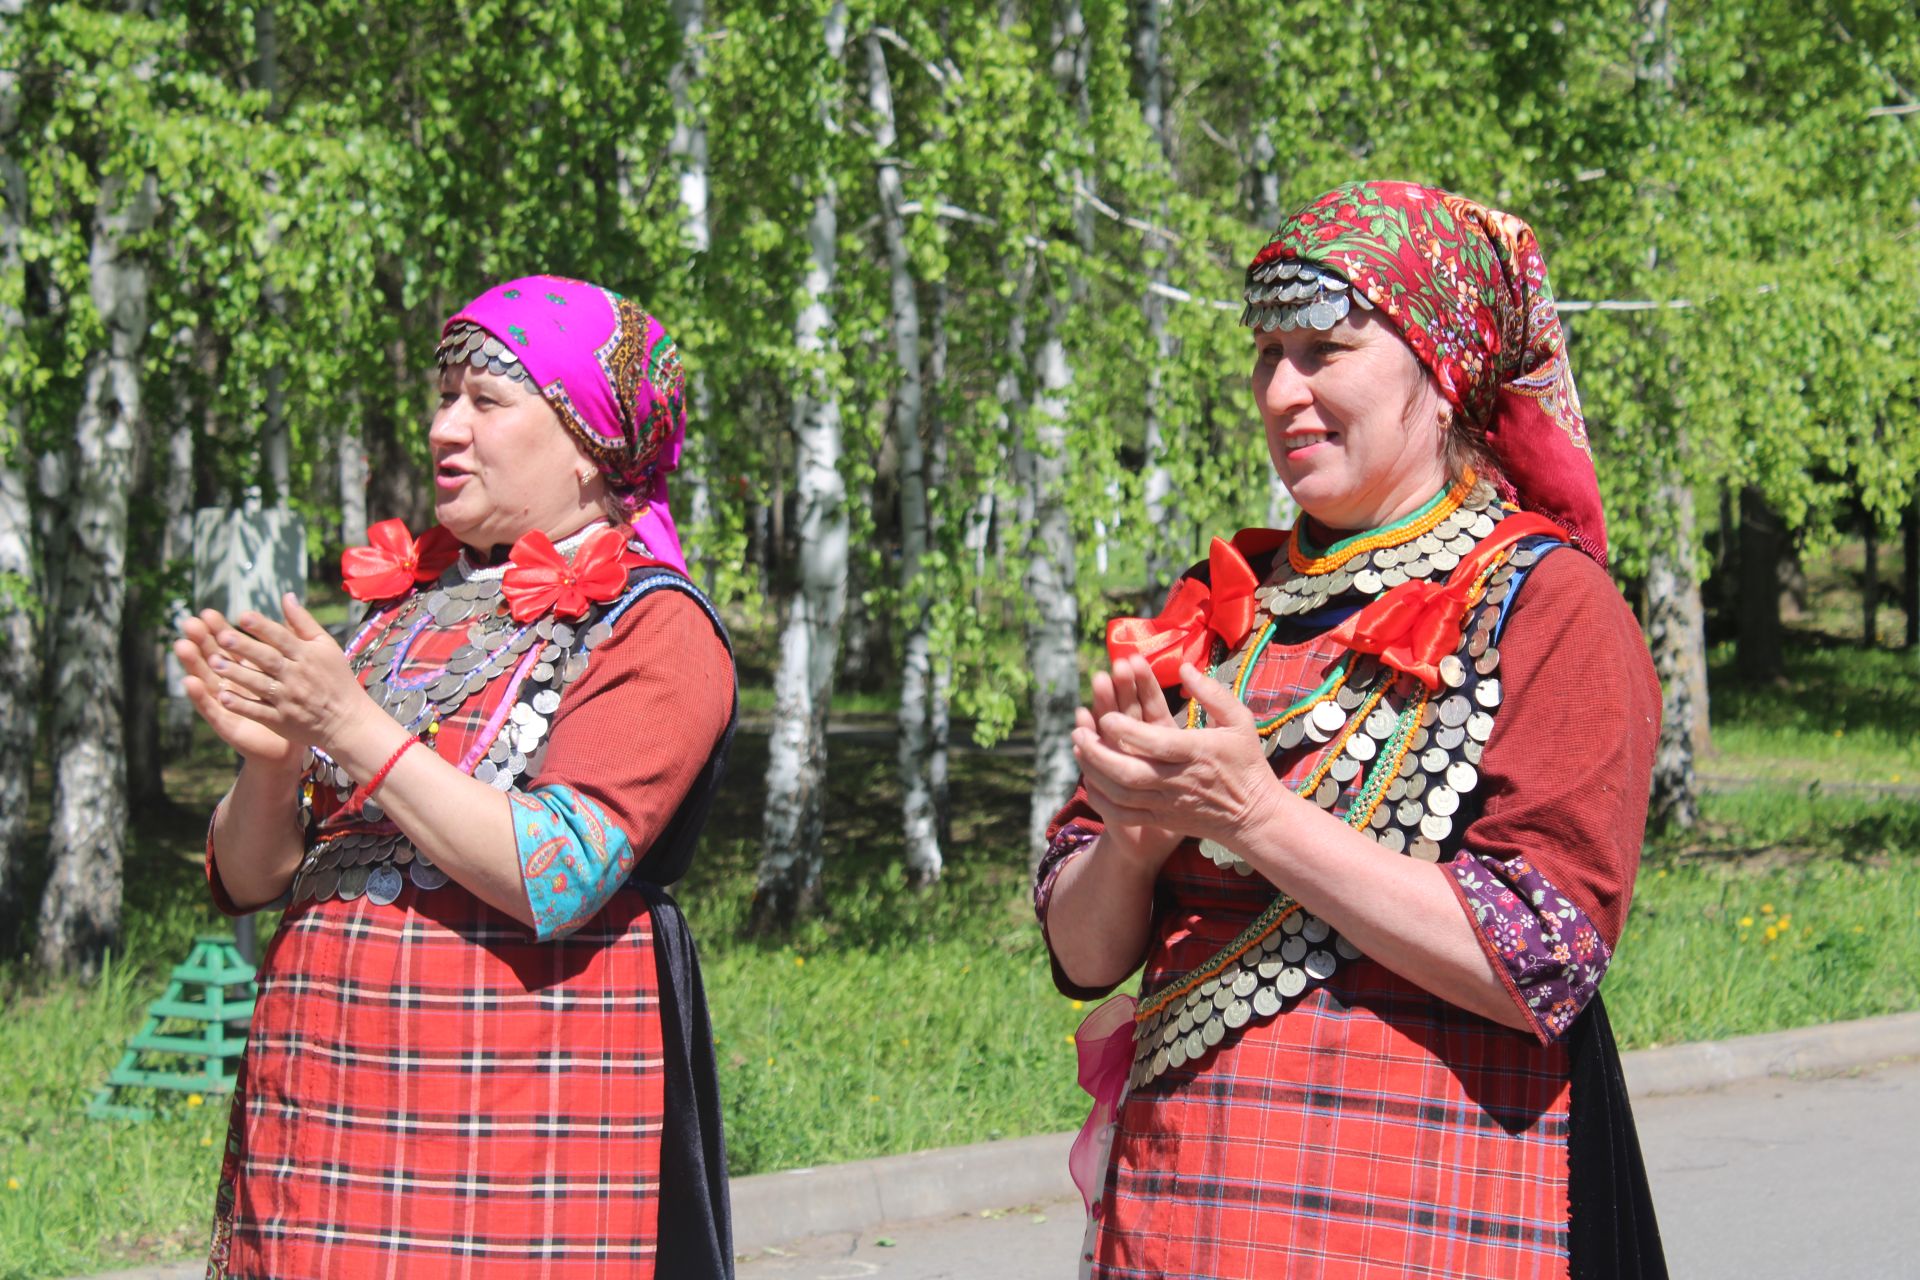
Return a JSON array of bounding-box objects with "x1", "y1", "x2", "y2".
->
[
  {"x1": 1648, "y1": 787, "x2": 1920, "y2": 872},
  {"x1": 1709, "y1": 643, "x2": 1920, "y2": 750}
]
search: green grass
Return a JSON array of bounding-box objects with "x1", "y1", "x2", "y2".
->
[
  {"x1": 1705, "y1": 643, "x2": 1920, "y2": 785},
  {"x1": 1609, "y1": 787, "x2": 1920, "y2": 1048},
  {"x1": 5, "y1": 633, "x2": 1920, "y2": 1276}
]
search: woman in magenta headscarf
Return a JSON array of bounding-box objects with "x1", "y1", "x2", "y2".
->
[
  {"x1": 176, "y1": 277, "x2": 735, "y2": 1279},
  {"x1": 1039, "y1": 183, "x2": 1666, "y2": 1278}
]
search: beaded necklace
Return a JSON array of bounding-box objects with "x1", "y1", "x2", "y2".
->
[{"x1": 1254, "y1": 474, "x2": 1496, "y2": 619}]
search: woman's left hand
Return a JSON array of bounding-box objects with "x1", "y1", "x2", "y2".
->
[
  {"x1": 1072, "y1": 661, "x2": 1290, "y2": 850},
  {"x1": 201, "y1": 594, "x2": 380, "y2": 755}
]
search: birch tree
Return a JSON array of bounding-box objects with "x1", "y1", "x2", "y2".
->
[
  {"x1": 755, "y1": 0, "x2": 851, "y2": 929},
  {"x1": 1021, "y1": 0, "x2": 1091, "y2": 864},
  {"x1": 37, "y1": 169, "x2": 158, "y2": 973},
  {"x1": 0, "y1": 0, "x2": 33, "y2": 904},
  {"x1": 1132, "y1": 0, "x2": 1178, "y2": 598},
  {"x1": 867, "y1": 31, "x2": 943, "y2": 885}
]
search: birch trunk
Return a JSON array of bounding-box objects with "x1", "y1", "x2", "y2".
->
[
  {"x1": 1134, "y1": 0, "x2": 1177, "y2": 601},
  {"x1": 161, "y1": 397, "x2": 197, "y2": 750},
  {"x1": 123, "y1": 421, "x2": 164, "y2": 810},
  {"x1": 37, "y1": 172, "x2": 158, "y2": 974},
  {"x1": 670, "y1": 0, "x2": 715, "y2": 585},
  {"x1": 925, "y1": 282, "x2": 952, "y2": 842},
  {"x1": 868, "y1": 34, "x2": 941, "y2": 885},
  {"x1": 1645, "y1": 480, "x2": 1705, "y2": 829},
  {"x1": 0, "y1": 1, "x2": 35, "y2": 903},
  {"x1": 753, "y1": 1, "x2": 849, "y2": 931},
  {"x1": 1022, "y1": 1, "x2": 1090, "y2": 866},
  {"x1": 1636, "y1": 0, "x2": 1704, "y2": 827},
  {"x1": 254, "y1": 4, "x2": 291, "y2": 508},
  {"x1": 1026, "y1": 315, "x2": 1081, "y2": 866}
]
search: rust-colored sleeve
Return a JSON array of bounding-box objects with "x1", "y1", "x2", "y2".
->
[
  {"x1": 530, "y1": 586, "x2": 734, "y2": 859},
  {"x1": 1443, "y1": 546, "x2": 1660, "y2": 1042},
  {"x1": 1460, "y1": 548, "x2": 1659, "y2": 946}
]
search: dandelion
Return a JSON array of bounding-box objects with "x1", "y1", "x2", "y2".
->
[
  {"x1": 1064, "y1": 1033, "x2": 1075, "y2": 1044},
  {"x1": 5, "y1": 1177, "x2": 18, "y2": 1191},
  {"x1": 1854, "y1": 925, "x2": 1866, "y2": 934},
  {"x1": 1071, "y1": 1000, "x2": 1084, "y2": 1010},
  {"x1": 200, "y1": 1135, "x2": 213, "y2": 1147},
  {"x1": 1761, "y1": 903, "x2": 1775, "y2": 915},
  {"x1": 1739, "y1": 916, "x2": 1753, "y2": 928},
  {"x1": 187, "y1": 1093, "x2": 205, "y2": 1108},
  {"x1": 793, "y1": 956, "x2": 805, "y2": 968},
  {"x1": 766, "y1": 1056, "x2": 774, "y2": 1066},
  {"x1": 867, "y1": 1094, "x2": 880, "y2": 1103}
]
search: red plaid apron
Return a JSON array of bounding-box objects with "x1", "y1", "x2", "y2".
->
[
  {"x1": 1090, "y1": 632, "x2": 1571, "y2": 1280},
  {"x1": 209, "y1": 596, "x2": 664, "y2": 1279}
]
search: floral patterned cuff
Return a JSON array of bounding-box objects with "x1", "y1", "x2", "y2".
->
[
  {"x1": 1449, "y1": 852, "x2": 1612, "y2": 1043},
  {"x1": 510, "y1": 784, "x2": 637, "y2": 941}
]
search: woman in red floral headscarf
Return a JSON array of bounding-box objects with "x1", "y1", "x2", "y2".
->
[
  {"x1": 175, "y1": 277, "x2": 736, "y2": 1279},
  {"x1": 1037, "y1": 182, "x2": 1667, "y2": 1278}
]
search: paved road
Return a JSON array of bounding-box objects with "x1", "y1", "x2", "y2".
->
[{"x1": 736, "y1": 1056, "x2": 1920, "y2": 1280}]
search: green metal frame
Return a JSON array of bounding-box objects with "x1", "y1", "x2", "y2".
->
[{"x1": 87, "y1": 934, "x2": 257, "y2": 1122}]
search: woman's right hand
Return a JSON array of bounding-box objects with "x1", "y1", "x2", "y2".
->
[
  {"x1": 1074, "y1": 655, "x2": 1184, "y2": 874},
  {"x1": 174, "y1": 609, "x2": 306, "y2": 772}
]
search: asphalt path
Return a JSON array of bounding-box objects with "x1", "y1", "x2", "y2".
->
[{"x1": 735, "y1": 1056, "x2": 1920, "y2": 1280}]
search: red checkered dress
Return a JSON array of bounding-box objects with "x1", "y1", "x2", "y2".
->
[
  {"x1": 1041, "y1": 553, "x2": 1659, "y2": 1279},
  {"x1": 205, "y1": 582, "x2": 733, "y2": 1280}
]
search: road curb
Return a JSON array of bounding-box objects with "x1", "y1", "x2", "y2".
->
[
  {"x1": 70, "y1": 1011, "x2": 1920, "y2": 1278},
  {"x1": 730, "y1": 1009, "x2": 1920, "y2": 1256},
  {"x1": 1619, "y1": 1008, "x2": 1920, "y2": 1097}
]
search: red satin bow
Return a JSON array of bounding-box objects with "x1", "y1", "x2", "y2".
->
[
  {"x1": 1328, "y1": 514, "x2": 1562, "y2": 690},
  {"x1": 1106, "y1": 538, "x2": 1261, "y2": 687},
  {"x1": 340, "y1": 519, "x2": 460, "y2": 602},
  {"x1": 501, "y1": 527, "x2": 644, "y2": 623}
]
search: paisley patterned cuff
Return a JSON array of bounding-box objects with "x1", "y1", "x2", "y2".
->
[
  {"x1": 1034, "y1": 820, "x2": 1101, "y2": 924},
  {"x1": 510, "y1": 784, "x2": 637, "y2": 941},
  {"x1": 1449, "y1": 853, "x2": 1612, "y2": 1043}
]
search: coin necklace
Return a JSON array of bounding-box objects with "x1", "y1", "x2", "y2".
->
[
  {"x1": 1255, "y1": 472, "x2": 1497, "y2": 620},
  {"x1": 1129, "y1": 511, "x2": 1559, "y2": 1089}
]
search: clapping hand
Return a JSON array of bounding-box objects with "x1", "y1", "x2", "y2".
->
[
  {"x1": 1072, "y1": 657, "x2": 1286, "y2": 854},
  {"x1": 174, "y1": 594, "x2": 374, "y2": 766}
]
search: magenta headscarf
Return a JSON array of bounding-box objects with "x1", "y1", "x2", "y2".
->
[{"x1": 445, "y1": 276, "x2": 690, "y2": 574}]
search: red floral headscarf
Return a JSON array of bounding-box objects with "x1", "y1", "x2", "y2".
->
[{"x1": 1246, "y1": 180, "x2": 1607, "y2": 565}]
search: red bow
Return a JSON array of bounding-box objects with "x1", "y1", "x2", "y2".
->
[
  {"x1": 1328, "y1": 514, "x2": 1561, "y2": 690},
  {"x1": 1106, "y1": 538, "x2": 1261, "y2": 687},
  {"x1": 501, "y1": 527, "x2": 644, "y2": 623},
  {"x1": 341, "y1": 520, "x2": 460, "y2": 602}
]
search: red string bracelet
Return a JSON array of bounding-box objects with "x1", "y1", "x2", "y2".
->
[{"x1": 353, "y1": 738, "x2": 420, "y2": 808}]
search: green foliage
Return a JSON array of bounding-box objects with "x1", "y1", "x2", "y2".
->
[{"x1": 5, "y1": 0, "x2": 1916, "y2": 736}]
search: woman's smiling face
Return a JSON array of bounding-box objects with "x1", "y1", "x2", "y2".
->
[{"x1": 1251, "y1": 309, "x2": 1451, "y2": 534}]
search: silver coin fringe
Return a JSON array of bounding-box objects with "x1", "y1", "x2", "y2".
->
[
  {"x1": 290, "y1": 574, "x2": 623, "y2": 907},
  {"x1": 1131, "y1": 521, "x2": 1554, "y2": 1091},
  {"x1": 1241, "y1": 258, "x2": 1376, "y2": 332},
  {"x1": 435, "y1": 321, "x2": 532, "y2": 385}
]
